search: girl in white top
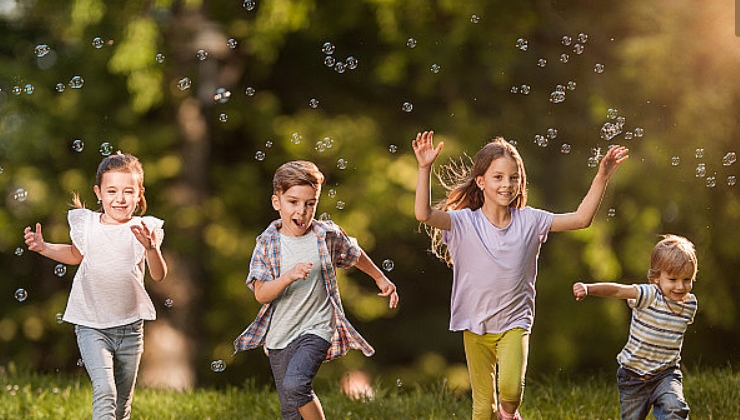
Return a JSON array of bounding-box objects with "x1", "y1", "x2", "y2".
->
[
  {"x1": 413, "y1": 131, "x2": 628, "y2": 420},
  {"x1": 24, "y1": 152, "x2": 167, "y2": 420}
]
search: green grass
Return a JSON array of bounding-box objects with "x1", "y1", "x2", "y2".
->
[{"x1": 1, "y1": 364, "x2": 738, "y2": 419}]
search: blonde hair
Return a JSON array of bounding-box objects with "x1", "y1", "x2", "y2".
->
[
  {"x1": 273, "y1": 160, "x2": 325, "y2": 195},
  {"x1": 647, "y1": 234, "x2": 698, "y2": 282},
  {"x1": 72, "y1": 152, "x2": 147, "y2": 215},
  {"x1": 427, "y1": 137, "x2": 527, "y2": 265}
]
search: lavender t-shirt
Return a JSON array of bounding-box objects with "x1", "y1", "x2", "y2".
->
[{"x1": 443, "y1": 207, "x2": 553, "y2": 335}]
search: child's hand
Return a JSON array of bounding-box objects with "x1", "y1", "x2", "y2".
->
[
  {"x1": 24, "y1": 223, "x2": 46, "y2": 253},
  {"x1": 598, "y1": 145, "x2": 629, "y2": 180},
  {"x1": 375, "y1": 276, "x2": 399, "y2": 309},
  {"x1": 412, "y1": 130, "x2": 443, "y2": 169},
  {"x1": 287, "y1": 262, "x2": 314, "y2": 283},
  {"x1": 573, "y1": 282, "x2": 589, "y2": 301},
  {"x1": 131, "y1": 222, "x2": 158, "y2": 250}
]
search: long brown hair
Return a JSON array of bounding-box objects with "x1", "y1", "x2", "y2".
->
[
  {"x1": 72, "y1": 152, "x2": 147, "y2": 215},
  {"x1": 428, "y1": 137, "x2": 528, "y2": 265}
]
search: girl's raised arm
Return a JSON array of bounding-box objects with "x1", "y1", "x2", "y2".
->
[
  {"x1": 551, "y1": 145, "x2": 629, "y2": 232},
  {"x1": 412, "y1": 130, "x2": 451, "y2": 230}
]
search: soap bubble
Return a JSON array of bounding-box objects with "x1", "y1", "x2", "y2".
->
[
  {"x1": 560, "y1": 143, "x2": 572, "y2": 154},
  {"x1": 577, "y1": 33, "x2": 589, "y2": 43},
  {"x1": 69, "y1": 76, "x2": 84, "y2": 89},
  {"x1": 324, "y1": 56, "x2": 336, "y2": 67},
  {"x1": 510, "y1": 86, "x2": 519, "y2": 94},
  {"x1": 34, "y1": 44, "x2": 51, "y2": 57},
  {"x1": 14, "y1": 247, "x2": 24, "y2": 256},
  {"x1": 406, "y1": 38, "x2": 417, "y2": 48},
  {"x1": 382, "y1": 259, "x2": 395, "y2": 272},
  {"x1": 346, "y1": 56, "x2": 358, "y2": 70},
  {"x1": 337, "y1": 158, "x2": 347, "y2": 170},
  {"x1": 327, "y1": 189, "x2": 337, "y2": 198},
  {"x1": 164, "y1": 298, "x2": 173, "y2": 308},
  {"x1": 318, "y1": 212, "x2": 331, "y2": 221},
  {"x1": 15, "y1": 289, "x2": 28, "y2": 302},
  {"x1": 430, "y1": 64, "x2": 441, "y2": 73},
  {"x1": 77, "y1": 359, "x2": 85, "y2": 367},
  {"x1": 695, "y1": 163, "x2": 706, "y2": 178},
  {"x1": 728, "y1": 176, "x2": 737, "y2": 186},
  {"x1": 227, "y1": 38, "x2": 238, "y2": 49},
  {"x1": 470, "y1": 14, "x2": 480, "y2": 24},
  {"x1": 99, "y1": 142, "x2": 113, "y2": 156},
  {"x1": 634, "y1": 127, "x2": 644, "y2": 137},
  {"x1": 534, "y1": 135, "x2": 548, "y2": 148},
  {"x1": 218, "y1": 113, "x2": 228, "y2": 123},
  {"x1": 291, "y1": 132, "x2": 302, "y2": 144},
  {"x1": 549, "y1": 90, "x2": 566, "y2": 104},
  {"x1": 243, "y1": 0, "x2": 256, "y2": 11},
  {"x1": 520, "y1": 85, "x2": 530, "y2": 95},
  {"x1": 537, "y1": 58, "x2": 547, "y2": 68},
  {"x1": 255, "y1": 151, "x2": 266, "y2": 161},
  {"x1": 177, "y1": 77, "x2": 192, "y2": 91},
  {"x1": 245, "y1": 87, "x2": 256, "y2": 96},
  {"x1": 309, "y1": 98, "x2": 319, "y2": 108},
  {"x1": 559, "y1": 53, "x2": 569, "y2": 63},
  {"x1": 24, "y1": 84, "x2": 34, "y2": 95},
  {"x1": 401, "y1": 102, "x2": 413, "y2": 112},
  {"x1": 211, "y1": 360, "x2": 225, "y2": 372},
  {"x1": 706, "y1": 176, "x2": 716, "y2": 188},
  {"x1": 56, "y1": 313, "x2": 63, "y2": 324},
  {"x1": 213, "y1": 88, "x2": 231, "y2": 104},
  {"x1": 389, "y1": 144, "x2": 398, "y2": 153},
  {"x1": 561, "y1": 35, "x2": 572, "y2": 46},
  {"x1": 322, "y1": 42, "x2": 335, "y2": 55},
  {"x1": 334, "y1": 61, "x2": 346, "y2": 73},
  {"x1": 55, "y1": 83, "x2": 66, "y2": 93},
  {"x1": 722, "y1": 152, "x2": 736, "y2": 166},
  {"x1": 155, "y1": 53, "x2": 165, "y2": 64},
  {"x1": 671, "y1": 156, "x2": 680, "y2": 166},
  {"x1": 336, "y1": 201, "x2": 346, "y2": 210},
  {"x1": 695, "y1": 148, "x2": 704, "y2": 159},
  {"x1": 607, "y1": 208, "x2": 616, "y2": 218},
  {"x1": 515, "y1": 38, "x2": 528, "y2": 51},
  {"x1": 54, "y1": 264, "x2": 67, "y2": 277},
  {"x1": 546, "y1": 128, "x2": 558, "y2": 140},
  {"x1": 265, "y1": 141, "x2": 273, "y2": 149},
  {"x1": 594, "y1": 63, "x2": 605, "y2": 74},
  {"x1": 14, "y1": 188, "x2": 28, "y2": 202},
  {"x1": 92, "y1": 37, "x2": 105, "y2": 49},
  {"x1": 573, "y1": 44, "x2": 585, "y2": 54},
  {"x1": 196, "y1": 49, "x2": 208, "y2": 61},
  {"x1": 72, "y1": 139, "x2": 84, "y2": 152},
  {"x1": 566, "y1": 81, "x2": 577, "y2": 91},
  {"x1": 315, "y1": 140, "x2": 327, "y2": 152}
]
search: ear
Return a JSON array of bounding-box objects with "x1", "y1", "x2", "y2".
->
[
  {"x1": 93, "y1": 185, "x2": 102, "y2": 201},
  {"x1": 475, "y1": 175, "x2": 484, "y2": 190},
  {"x1": 271, "y1": 194, "x2": 280, "y2": 211}
]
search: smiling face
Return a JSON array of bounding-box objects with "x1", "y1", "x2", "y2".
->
[
  {"x1": 94, "y1": 170, "x2": 143, "y2": 224},
  {"x1": 652, "y1": 270, "x2": 694, "y2": 303},
  {"x1": 272, "y1": 184, "x2": 320, "y2": 236},
  {"x1": 475, "y1": 156, "x2": 522, "y2": 208}
]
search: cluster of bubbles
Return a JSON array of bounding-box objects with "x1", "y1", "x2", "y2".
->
[
  {"x1": 211, "y1": 359, "x2": 225, "y2": 372},
  {"x1": 690, "y1": 148, "x2": 737, "y2": 188},
  {"x1": 600, "y1": 109, "x2": 643, "y2": 142},
  {"x1": 322, "y1": 42, "x2": 359, "y2": 75}
]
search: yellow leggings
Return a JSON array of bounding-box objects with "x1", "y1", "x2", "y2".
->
[{"x1": 463, "y1": 328, "x2": 529, "y2": 420}]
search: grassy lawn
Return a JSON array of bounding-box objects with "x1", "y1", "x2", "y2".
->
[{"x1": 1, "y1": 364, "x2": 738, "y2": 419}]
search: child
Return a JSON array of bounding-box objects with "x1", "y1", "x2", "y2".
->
[
  {"x1": 412, "y1": 130, "x2": 628, "y2": 420},
  {"x1": 573, "y1": 234, "x2": 698, "y2": 420},
  {"x1": 233, "y1": 160, "x2": 399, "y2": 420},
  {"x1": 23, "y1": 152, "x2": 167, "y2": 420}
]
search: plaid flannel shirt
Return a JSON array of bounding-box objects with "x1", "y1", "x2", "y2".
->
[{"x1": 233, "y1": 219, "x2": 375, "y2": 361}]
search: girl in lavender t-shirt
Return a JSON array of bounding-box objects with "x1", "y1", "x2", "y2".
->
[{"x1": 412, "y1": 131, "x2": 628, "y2": 420}]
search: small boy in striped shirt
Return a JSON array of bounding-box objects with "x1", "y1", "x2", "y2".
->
[{"x1": 573, "y1": 234, "x2": 698, "y2": 420}]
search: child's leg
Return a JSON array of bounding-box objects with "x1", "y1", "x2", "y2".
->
[
  {"x1": 112, "y1": 321, "x2": 144, "y2": 420},
  {"x1": 76, "y1": 324, "x2": 118, "y2": 420},
  {"x1": 463, "y1": 330, "x2": 498, "y2": 420},
  {"x1": 496, "y1": 328, "x2": 529, "y2": 417},
  {"x1": 650, "y1": 367, "x2": 690, "y2": 420},
  {"x1": 617, "y1": 367, "x2": 653, "y2": 420},
  {"x1": 269, "y1": 334, "x2": 330, "y2": 420}
]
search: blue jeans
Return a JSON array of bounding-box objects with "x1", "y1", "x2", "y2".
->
[
  {"x1": 75, "y1": 321, "x2": 144, "y2": 420},
  {"x1": 617, "y1": 366, "x2": 690, "y2": 420},
  {"x1": 268, "y1": 334, "x2": 331, "y2": 420}
]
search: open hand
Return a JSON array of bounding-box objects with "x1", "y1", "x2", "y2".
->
[
  {"x1": 23, "y1": 223, "x2": 46, "y2": 253},
  {"x1": 375, "y1": 276, "x2": 399, "y2": 309},
  {"x1": 598, "y1": 145, "x2": 629, "y2": 180},
  {"x1": 131, "y1": 222, "x2": 158, "y2": 250},
  {"x1": 412, "y1": 130, "x2": 443, "y2": 169}
]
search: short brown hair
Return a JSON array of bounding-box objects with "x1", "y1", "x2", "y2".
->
[
  {"x1": 273, "y1": 161, "x2": 325, "y2": 195},
  {"x1": 647, "y1": 234, "x2": 698, "y2": 282}
]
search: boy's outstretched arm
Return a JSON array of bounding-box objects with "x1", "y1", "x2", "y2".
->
[
  {"x1": 24, "y1": 223, "x2": 83, "y2": 265},
  {"x1": 551, "y1": 145, "x2": 629, "y2": 232},
  {"x1": 354, "y1": 249, "x2": 399, "y2": 308},
  {"x1": 573, "y1": 282, "x2": 638, "y2": 301}
]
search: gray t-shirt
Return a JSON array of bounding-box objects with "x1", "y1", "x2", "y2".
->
[{"x1": 265, "y1": 231, "x2": 335, "y2": 349}]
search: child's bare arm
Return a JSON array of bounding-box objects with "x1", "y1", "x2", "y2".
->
[
  {"x1": 253, "y1": 262, "x2": 313, "y2": 304},
  {"x1": 573, "y1": 281, "x2": 638, "y2": 301},
  {"x1": 412, "y1": 130, "x2": 451, "y2": 230},
  {"x1": 24, "y1": 223, "x2": 83, "y2": 265},
  {"x1": 353, "y1": 249, "x2": 399, "y2": 309}
]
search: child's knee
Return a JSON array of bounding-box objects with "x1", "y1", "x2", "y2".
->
[
  {"x1": 656, "y1": 392, "x2": 690, "y2": 418},
  {"x1": 282, "y1": 374, "x2": 314, "y2": 406}
]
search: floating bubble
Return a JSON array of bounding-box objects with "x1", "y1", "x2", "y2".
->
[
  {"x1": 607, "y1": 108, "x2": 619, "y2": 119},
  {"x1": 255, "y1": 151, "x2": 265, "y2": 161},
  {"x1": 155, "y1": 53, "x2": 165, "y2": 64},
  {"x1": 470, "y1": 14, "x2": 480, "y2": 24},
  {"x1": 587, "y1": 156, "x2": 599, "y2": 168},
  {"x1": 309, "y1": 98, "x2": 319, "y2": 108},
  {"x1": 72, "y1": 139, "x2": 85, "y2": 153},
  {"x1": 520, "y1": 85, "x2": 530, "y2": 95},
  {"x1": 600, "y1": 122, "x2": 622, "y2": 141},
  {"x1": 265, "y1": 140, "x2": 273, "y2": 149},
  {"x1": 245, "y1": 86, "x2": 256, "y2": 96},
  {"x1": 508, "y1": 139, "x2": 518, "y2": 147},
  {"x1": 227, "y1": 38, "x2": 238, "y2": 49},
  {"x1": 14, "y1": 188, "x2": 28, "y2": 202},
  {"x1": 671, "y1": 156, "x2": 680, "y2": 166},
  {"x1": 396, "y1": 378, "x2": 403, "y2": 388},
  {"x1": 346, "y1": 56, "x2": 358, "y2": 70},
  {"x1": 24, "y1": 84, "x2": 34, "y2": 95},
  {"x1": 695, "y1": 148, "x2": 704, "y2": 159},
  {"x1": 213, "y1": 87, "x2": 231, "y2": 104},
  {"x1": 196, "y1": 49, "x2": 208, "y2": 61},
  {"x1": 34, "y1": 44, "x2": 51, "y2": 57},
  {"x1": 559, "y1": 53, "x2": 569, "y2": 63},
  {"x1": 706, "y1": 176, "x2": 716, "y2": 188},
  {"x1": 54, "y1": 264, "x2": 67, "y2": 277},
  {"x1": 634, "y1": 127, "x2": 644, "y2": 137},
  {"x1": 177, "y1": 77, "x2": 192, "y2": 91},
  {"x1": 324, "y1": 55, "x2": 336, "y2": 67},
  {"x1": 534, "y1": 135, "x2": 548, "y2": 148},
  {"x1": 616, "y1": 116, "x2": 626, "y2": 125},
  {"x1": 430, "y1": 64, "x2": 441, "y2": 73},
  {"x1": 55, "y1": 83, "x2": 66, "y2": 93},
  {"x1": 594, "y1": 63, "x2": 605, "y2": 74},
  {"x1": 382, "y1": 259, "x2": 395, "y2": 272},
  {"x1": 573, "y1": 44, "x2": 584, "y2": 54},
  {"x1": 243, "y1": 0, "x2": 256, "y2": 11},
  {"x1": 290, "y1": 132, "x2": 302, "y2": 144},
  {"x1": 560, "y1": 143, "x2": 572, "y2": 154},
  {"x1": 406, "y1": 38, "x2": 417, "y2": 48},
  {"x1": 510, "y1": 86, "x2": 519, "y2": 94},
  {"x1": 77, "y1": 358, "x2": 85, "y2": 367},
  {"x1": 607, "y1": 208, "x2": 616, "y2": 218},
  {"x1": 336, "y1": 201, "x2": 346, "y2": 210},
  {"x1": 315, "y1": 140, "x2": 327, "y2": 153},
  {"x1": 566, "y1": 81, "x2": 577, "y2": 91},
  {"x1": 12, "y1": 86, "x2": 21, "y2": 95},
  {"x1": 322, "y1": 42, "x2": 335, "y2": 55},
  {"x1": 68, "y1": 76, "x2": 84, "y2": 89},
  {"x1": 323, "y1": 137, "x2": 334, "y2": 149},
  {"x1": 318, "y1": 212, "x2": 331, "y2": 221},
  {"x1": 219, "y1": 113, "x2": 228, "y2": 123},
  {"x1": 578, "y1": 32, "x2": 589, "y2": 43},
  {"x1": 546, "y1": 128, "x2": 558, "y2": 140},
  {"x1": 695, "y1": 163, "x2": 706, "y2": 178},
  {"x1": 549, "y1": 90, "x2": 565, "y2": 104},
  {"x1": 99, "y1": 142, "x2": 113, "y2": 156},
  {"x1": 327, "y1": 189, "x2": 337, "y2": 198},
  {"x1": 92, "y1": 37, "x2": 105, "y2": 49},
  {"x1": 729, "y1": 175, "x2": 737, "y2": 186},
  {"x1": 515, "y1": 38, "x2": 528, "y2": 51},
  {"x1": 537, "y1": 58, "x2": 547, "y2": 68},
  {"x1": 722, "y1": 152, "x2": 736, "y2": 166},
  {"x1": 164, "y1": 298, "x2": 174, "y2": 308},
  {"x1": 389, "y1": 144, "x2": 398, "y2": 153},
  {"x1": 211, "y1": 360, "x2": 225, "y2": 372},
  {"x1": 401, "y1": 102, "x2": 413, "y2": 113},
  {"x1": 334, "y1": 61, "x2": 346, "y2": 73},
  {"x1": 15, "y1": 288, "x2": 28, "y2": 302},
  {"x1": 56, "y1": 313, "x2": 63, "y2": 324},
  {"x1": 15, "y1": 247, "x2": 24, "y2": 256},
  {"x1": 337, "y1": 158, "x2": 347, "y2": 170},
  {"x1": 561, "y1": 35, "x2": 572, "y2": 46},
  {"x1": 624, "y1": 132, "x2": 633, "y2": 140}
]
